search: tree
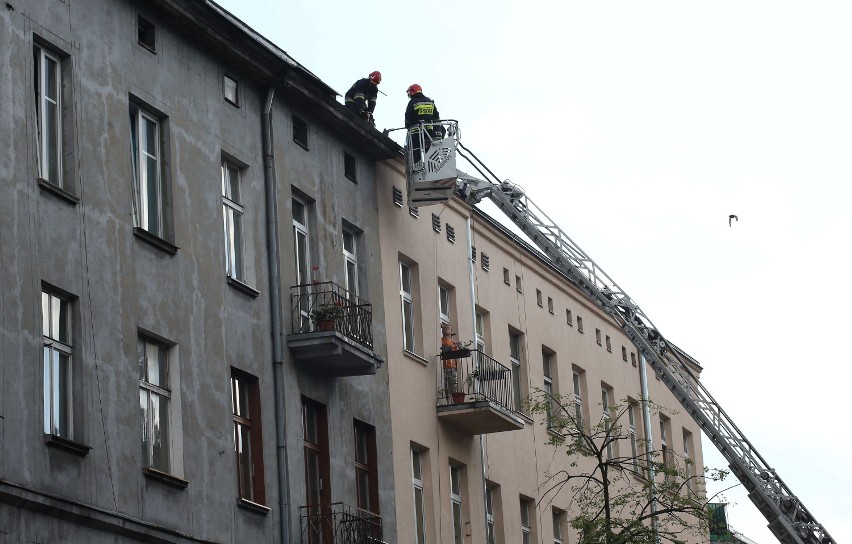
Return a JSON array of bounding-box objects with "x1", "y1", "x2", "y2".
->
[{"x1": 527, "y1": 390, "x2": 729, "y2": 544}]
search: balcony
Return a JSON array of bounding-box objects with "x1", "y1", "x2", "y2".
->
[
  {"x1": 436, "y1": 349, "x2": 524, "y2": 434},
  {"x1": 300, "y1": 502, "x2": 385, "y2": 544},
  {"x1": 288, "y1": 282, "x2": 383, "y2": 377}
]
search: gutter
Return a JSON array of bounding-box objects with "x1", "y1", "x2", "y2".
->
[{"x1": 262, "y1": 87, "x2": 292, "y2": 544}]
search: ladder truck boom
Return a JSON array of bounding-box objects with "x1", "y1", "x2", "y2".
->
[{"x1": 398, "y1": 121, "x2": 835, "y2": 544}]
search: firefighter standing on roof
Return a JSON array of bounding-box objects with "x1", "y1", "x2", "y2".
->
[
  {"x1": 404, "y1": 84, "x2": 441, "y2": 168},
  {"x1": 345, "y1": 71, "x2": 381, "y2": 125}
]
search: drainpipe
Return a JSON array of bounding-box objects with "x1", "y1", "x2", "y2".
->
[
  {"x1": 263, "y1": 87, "x2": 292, "y2": 544},
  {"x1": 465, "y1": 217, "x2": 489, "y2": 541},
  {"x1": 639, "y1": 354, "x2": 660, "y2": 544}
]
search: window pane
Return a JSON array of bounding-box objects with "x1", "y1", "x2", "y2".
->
[
  {"x1": 237, "y1": 424, "x2": 253, "y2": 499},
  {"x1": 292, "y1": 198, "x2": 305, "y2": 225},
  {"x1": 414, "y1": 487, "x2": 426, "y2": 544},
  {"x1": 296, "y1": 231, "x2": 309, "y2": 284},
  {"x1": 343, "y1": 230, "x2": 354, "y2": 252},
  {"x1": 57, "y1": 352, "x2": 70, "y2": 436},
  {"x1": 145, "y1": 155, "x2": 159, "y2": 234},
  {"x1": 50, "y1": 295, "x2": 61, "y2": 341},
  {"x1": 151, "y1": 393, "x2": 169, "y2": 471},
  {"x1": 231, "y1": 210, "x2": 243, "y2": 278},
  {"x1": 400, "y1": 263, "x2": 411, "y2": 292},
  {"x1": 46, "y1": 101, "x2": 59, "y2": 183},
  {"x1": 43, "y1": 348, "x2": 51, "y2": 434},
  {"x1": 450, "y1": 466, "x2": 460, "y2": 494},
  {"x1": 140, "y1": 390, "x2": 150, "y2": 463},
  {"x1": 357, "y1": 468, "x2": 370, "y2": 510},
  {"x1": 41, "y1": 292, "x2": 49, "y2": 337},
  {"x1": 452, "y1": 502, "x2": 463, "y2": 544},
  {"x1": 305, "y1": 449, "x2": 321, "y2": 506},
  {"x1": 411, "y1": 449, "x2": 422, "y2": 480},
  {"x1": 346, "y1": 260, "x2": 357, "y2": 295},
  {"x1": 304, "y1": 404, "x2": 318, "y2": 444},
  {"x1": 402, "y1": 299, "x2": 414, "y2": 351},
  {"x1": 355, "y1": 426, "x2": 368, "y2": 463}
]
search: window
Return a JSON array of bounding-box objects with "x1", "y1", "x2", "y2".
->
[
  {"x1": 303, "y1": 399, "x2": 330, "y2": 508},
  {"x1": 224, "y1": 74, "x2": 239, "y2": 106},
  {"x1": 450, "y1": 465, "x2": 464, "y2": 544},
  {"x1": 605, "y1": 335, "x2": 611, "y2": 352},
  {"x1": 566, "y1": 309, "x2": 572, "y2": 326},
  {"x1": 553, "y1": 508, "x2": 565, "y2": 544},
  {"x1": 547, "y1": 297, "x2": 554, "y2": 314},
  {"x1": 503, "y1": 267, "x2": 510, "y2": 285},
  {"x1": 485, "y1": 484, "x2": 497, "y2": 544},
  {"x1": 520, "y1": 497, "x2": 534, "y2": 544},
  {"x1": 130, "y1": 102, "x2": 167, "y2": 238},
  {"x1": 137, "y1": 15, "x2": 156, "y2": 52},
  {"x1": 139, "y1": 336, "x2": 171, "y2": 472},
  {"x1": 343, "y1": 151, "x2": 357, "y2": 182},
  {"x1": 628, "y1": 401, "x2": 640, "y2": 471},
  {"x1": 622, "y1": 346, "x2": 628, "y2": 362},
  {"x1": 595, "y1": 328, "x2": 602, "y2": 345},
  {"x1": 577, "y1": 316, "x2": 584, "y2": 333},
  {"x1": 222, "y1": 160, "x2": 245, "y2": 281},
  {"x1": 446, "y1": 224, "x2": 456, "y2": 243},
  {"x1": 343, "y1": 226, "x2": 360, "y2": 296},
  {"x1": 431, "y1": 213, "x2": 441, "y2": 233},
  {"x1": 400, "y1": 261, "x2": 416, "y2": 352},
  {"x1": 393, "y1": 186, "x2": 404, "y2": 207},
  {"x1": 232, "y1": 369, "x2": 265, "y2": 504},
  {"x1": 660, "y1": 415, "x2": 671, "y2": 480},
  {"x1": 411, "y1": 448, "x2": 427, "y2": 544},
  {"x1": 509, "y1": 331, "x2": 524, "y2": 411},
  {"x1": 475, "y1": 310, "x2": 487, "y2": 353},
  {"x1": 543, "y1": 349, "x2": 556, "y2": 428},
  {"x1": 439, "y1": 284, "x2": 451, "y2": 326},
  {"x1": 515, "y1": 274, "x2": 522, "y2": 293},
  {"x1": 33, "y1": 44, "x2": 64, "y2": 188},
  {"x1": 293, "y1": 115, "x2": 308, "y2": 149},
  {"x1": 42, "y1": 290, "x2": 73, "y2": 438},
  {"x1": 292, "y1": 196, "x2": 311, "y2": 285},
  {"x1": 354, "y1": 420, "x2": 379, "y2": 513},
  {"x1": 601, "y1": 385, "x2": 614, "y2": 460},
  {"x1": 683, "y1": 430, "x2": 695, "y2": 493},
  {"x1": 572, "y1": 368, "x2": 585, "y2": 427},
  {"x1": 536, "y1": 289, "x2": 543, "y2": 307}
]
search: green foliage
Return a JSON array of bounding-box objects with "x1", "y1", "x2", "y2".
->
[{"x1": 527, "y1": 390, "x2": 729, "y2": 544}]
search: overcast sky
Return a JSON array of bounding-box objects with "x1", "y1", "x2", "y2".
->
[{"x1": 213, "y1": 1, "x2": 852, "y2": 541}]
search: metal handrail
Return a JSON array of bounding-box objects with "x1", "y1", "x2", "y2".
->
[{"x1": 290, "y1": 281, "x2": 373, "y2": 349}]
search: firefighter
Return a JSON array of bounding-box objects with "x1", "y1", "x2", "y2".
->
[
  {"x1": 344, "y1": 71, "x2": 381, "y2": 125},
  {"x1": 404, "y1": 84, "x2": 442, "y2": 169}
]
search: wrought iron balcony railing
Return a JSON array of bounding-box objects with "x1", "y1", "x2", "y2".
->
[
  {"x1": 290, "y1": 282, "x2": 373, "y2": 349},
  {"x1": 438, "y1": 349, "x2": 515, "y2": 412},
  {"x1": 299, "y1": 502, "x2": 384, "y2": 544}
]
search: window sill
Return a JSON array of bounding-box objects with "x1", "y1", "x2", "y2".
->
[
  {"x1": 142, "y1": 467, "x2": 189, "y2": 489},
  {"x1": 44, "y1": 434, "x2": 91, "y2": 456},
  {"x1": 37, "y1": 178, "x2": 79, "y2": 205},
  {"x1": 227, "y1": 276, "x2": 260, "y2": 298},
  {"x1": 238, "y1": 498, "x2": 271, "y2": 515},
  {"x1": 403, "y1": 349, "x2": 430, "y2": 367},
  {"x1": 294, "y1": 140, "x2": 309, "y2": 151},
  {"x1": 133, "y1": 227, "x2": 179, "y2": 255}
]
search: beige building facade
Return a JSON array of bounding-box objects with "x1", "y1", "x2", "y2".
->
[{"x1": 376, "y1": 159, "x2": 707, "y2": 544}]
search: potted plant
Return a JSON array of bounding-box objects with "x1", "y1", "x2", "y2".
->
[
  {"x1": 310, "y1": 301, "x2": 343, "y2": 331},
  {"x1": 440, "y1": 339, "x2": 473, "y2": 360}
]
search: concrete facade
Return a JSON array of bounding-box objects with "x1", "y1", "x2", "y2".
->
[
  {"x1": 375, "y1": 164, "x2": 708, "y2": 544},
  {"x1": 1, "y1": 0, "x2": 397, "y2": 542}
]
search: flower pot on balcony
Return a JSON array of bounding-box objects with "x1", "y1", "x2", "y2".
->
[
  {"x1": 317, "y1": 318, "x2": 335, "y2": 331},
  {"x1": 451, "y1": 392, "x2": 466, "y2": 404},
  {"x1": 440, "y1": 348, "x2": 471, "y2": 360}
]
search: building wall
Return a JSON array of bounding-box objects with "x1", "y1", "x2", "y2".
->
[
  {"x1": 1, "y1": 0, "x2": 396, "y2": 542},
  {"x1": 376, "y1": 162, "x2": 707, "y2": 544}
]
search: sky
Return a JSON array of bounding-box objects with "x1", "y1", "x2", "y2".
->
[{"x1": 214, "y1": 1, "x2": 852, "y2": 542}]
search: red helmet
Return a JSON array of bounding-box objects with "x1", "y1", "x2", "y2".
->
[
  {"x1": 369, "y1": 71, "x2": 382, "y2": 84},
  {"x1": 406, "y1": 83, "x2": 422, "y2": 97}
]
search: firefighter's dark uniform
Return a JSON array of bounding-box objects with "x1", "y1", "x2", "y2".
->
[
  {"x1": 345, "y1": 78, "x2": 378, "y2": 121},
  {"x1": 404, "y1": 92, "x2": 441, "y2": 166}
]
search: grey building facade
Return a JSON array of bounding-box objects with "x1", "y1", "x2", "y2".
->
[{"x1": 1, "y1": 1, "x2": 399, "y2": 542}]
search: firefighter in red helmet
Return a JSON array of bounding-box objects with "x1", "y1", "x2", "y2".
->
[
  {"x1": 345, "y1": 71, "x2": 382, "y2": 125},
  {"x1": 404, "y1": 84, "x2": 442, "y2": 168}
]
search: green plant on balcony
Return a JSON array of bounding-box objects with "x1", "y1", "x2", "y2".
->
[{"x1": 310, "y1": 300, "x2": 344, "y2": 329}]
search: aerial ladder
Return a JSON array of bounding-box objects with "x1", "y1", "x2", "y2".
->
[{"x1": 399, "y1": 120, "x2": 835, "y2": 544}]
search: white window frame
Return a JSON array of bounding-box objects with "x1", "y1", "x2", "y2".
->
[
  {"x1": 543, "y1": 351, "x2": 554, "y2": 428},
  {"x1": 292, "y1": 196, "x2": 311, "y2": 285},
  {"x1": 411, "y1": 448, "x2": 427, "y2": 544},
  {"x1": 660, "y1": 416, "x2": 671, "y2": 481},
  {"x1": 601, "y1": 387, "x2": 613, "y2": 460},
  {"x1": 450, "y1": 465, "x2": 464, "y2": 544},
  {"x1": 485, "y1": 485, "x2": 496, "y2": 544},
  {"x1": 222, "y1": 160, "x2": 245, "y2": 281},
  {"x1": 683, "y1": 430, "x2": 695, "y2": 493},
  {"x1": 42, "y1": 291, "x2": 72, "y2": 437},
  {"x1": 628, "y1": 403, "x2": 639, "y2": 471},
  {"x1": 439, "y1": 285, "x2": 450, "y2": 326},
  {"x1": 343, "y1": 227, "x2": 359, "y2": 297},
  {"x1": 34, "y1": 45, "x2": 62, "y2": 187},
  {"x1": 572, "y1": 371, "x2": 583, "y2": 427},
  {"x1": 400, "y1": 262, "x2": 415, "y2": 353},
  {"x1": 130, "y1": 106, "x2": 163, "y2": 236},
  {"x1": 139, "y1": 336, "x2": 171, "y2": 472},
  {"x1": 520, "y1": 498, "x2": 532, "y2": 544},
  {"x1": 509, "y1": 332, "x2": 522, "y2": 411},
  {"x1": 553, "y1": 508, "x2": 565, "y2": 544}
]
